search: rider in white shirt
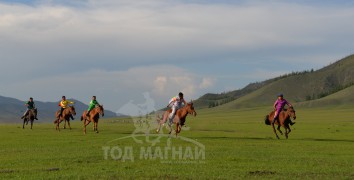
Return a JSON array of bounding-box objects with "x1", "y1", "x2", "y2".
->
[{"x1": 167, "y1": 92, "x2": 187, "y2": 125}]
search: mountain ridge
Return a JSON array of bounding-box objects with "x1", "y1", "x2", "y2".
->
[
  {"x1": 0, "y1": 96, "x2": 117, "y2": 123},
  {"x1": 195, "y1": 54, "x2": 354, "y2": 109}
]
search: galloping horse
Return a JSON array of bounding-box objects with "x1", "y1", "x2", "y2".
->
[
  {"x1": 54, "y1": 106, "x2": 76, "y2": 131},
  {"x1": 265, "y1": 106, "x2": 296, "y2": 139},
  {"x1": 23, "y1": 109, "x2": 37, "y2": 129},
  {"x1": 81, "y1": 105, "x2": 104, "y2": 134},
  {"x1": 156, "y1": 102, "x2": 197, "y2": 137}
]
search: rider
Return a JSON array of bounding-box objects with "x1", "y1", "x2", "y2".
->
[
  {"x1": 21, "y1": 97, "x2": 38, "y2": 120},
  {"x1": 86, "y1": 96, "x2": 101, "y2": 117},
  {"x1": 272, "y1": 93, "x2": 295, "y2": 125},
  {"x1": 58, "y1": 96, "x2": 75, "y2": 120},
  {"x1": 167, "y1": 92, "x2": 187, "y2": 125}
]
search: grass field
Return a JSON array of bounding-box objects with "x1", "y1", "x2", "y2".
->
[{"x1": 1, "y1": 106, "x2": 354, "y2": 179}]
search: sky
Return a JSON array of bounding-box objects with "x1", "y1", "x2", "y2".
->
[{"x1": 1, "y1": 0, "x2": 354, "y2": 113}]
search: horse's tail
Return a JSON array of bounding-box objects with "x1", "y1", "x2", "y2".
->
[
  {"x1": 264, "y1": 115, "x2": 271, "y2": 125},
  {"x1": 80, "y1": 116, "x2": 84, "y2": 121}
]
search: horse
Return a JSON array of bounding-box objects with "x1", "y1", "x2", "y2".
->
[
  {"x1": 23, "y1": 109, "x2": 37, "y2": 129},
  {"x1": 80, "y1": 105, "x2": 104, "y2": 134},
  {"x1": 54, "y1": 106, "x2": 76, "y2": 131},
  {"x1": 264, "y1": 106, "x2": 296, "y2": 139},
  {"x1": 156, "y1": 102, "x2": 197, "y2": 137}
]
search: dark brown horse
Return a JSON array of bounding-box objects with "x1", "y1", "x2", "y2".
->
[
  {"x1": 54, "y1": 106, "x2": 76, "y2": 131},
  {"x1": 23, "y1": 109, "x2": 37, "y2": 129},
  {"x1": 265, "y1": 106, "x2": 296, "y2": 139},
  {"x1": 156, "y1": 102, "x2": 197, "y2": 137},
  {"x1": 81, "y1": 105, "x2": 104, "y2": 134}
]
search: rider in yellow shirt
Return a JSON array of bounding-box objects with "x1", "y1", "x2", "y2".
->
[{"x1": 58, "y1": 96, "x2": 75, "y2": 120}]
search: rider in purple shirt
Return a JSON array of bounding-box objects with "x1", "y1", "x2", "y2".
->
[{"x1": 272, "y1": 94, "x2": 295, "y2": 125}]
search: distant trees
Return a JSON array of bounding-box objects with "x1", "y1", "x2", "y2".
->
[
  {"x1": 305, "y1": 82, "x2": 354, "y2": 101},
  {"x1": 208, "y1": 97, "x2": 235, "y2": 108}
]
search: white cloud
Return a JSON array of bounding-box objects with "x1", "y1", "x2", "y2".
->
[
  {"x1": 1, "y1": 0, "x2": 354, "y2": 108},
  {"x1": 1, "y1": 1, "x2": 354, "y2": 64},
  {"x1": 2, "y1": 65, "x2": 215, "y2": 110},
  {"x1": 199, "y1": 78, "x2": 214, "y2": 89},
  {"x1": 153, "y1": 76, "x2": 167, "y2": 94}
]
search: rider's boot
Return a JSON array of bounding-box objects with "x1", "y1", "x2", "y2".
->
[
  {"x1": 86, "y1": 110, "x2": 91, "y2": 117},
  {"x1": 271, "y1": 117, "x2": 277, "y2": 125}
]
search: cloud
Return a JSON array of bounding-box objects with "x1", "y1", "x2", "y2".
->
[
  {"x1": 1, "y1": 1, "x2": 354, "y2": 68},
  {"x1": 199, "y1": 78, "x2": 214, "y2": 89},
  {"x1": 153, "y1": 76, "x2": 168, "y2": 94},
  {"x1": 1, "y1": 0, "x2": 354, "y2": 109},
  {"x1": 2, "y1": 65, "x2": 215, "y2": 110}
]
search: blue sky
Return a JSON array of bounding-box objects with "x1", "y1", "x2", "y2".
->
[{"x1": 1, "y1": 0, "x2": 354, "y2": 112}]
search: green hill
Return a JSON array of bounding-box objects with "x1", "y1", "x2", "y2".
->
[
  {"x1": 195, "y1": 54, "x2": 354, "y2": 109},
  {"x1": 296, "y1": 84, "x2": 354, "y2": 108}
]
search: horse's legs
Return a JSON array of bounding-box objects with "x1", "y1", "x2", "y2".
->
[
  {"x1": 57, "y1": 118, "x2": 61, "y2": 132},
  {"x1": 95, "y1": 121, "x2": 99, "y2": 133},
  {"x1": 84, "y1": 120, "x2": 91, "y2": 134},
  {"x1": 168, "y1": 123, "x2": 172, "y2": 135},
  {"x1": 285, "y1": 127, "x2": 288, "y2": 139},
  {"x1": 67, "y1": 119, "x2": 71, "y2": 130},
  {"x1": 285, "y1": 125, "x2": 291, "y2": 139},
  {"x1": 23, "y1": 119, "x2": 25, "y2": 129},
  {"x1": 177, "y1": 124, "x2": 182, "y2": 133},
  {"x1": 288, "y1": 126, "x2": 292, "y2": 134},
  {"x1": 156, "y1": 123, "x2": 161, "y2": 133},
  {"x1": 30, "y1": 119, "x2": 33, "y2": 129},
  {"x1": 175, "y1": 123, "x2": 179, "y2": 137},
  {"x1": 277, "y1": 125, "x2": 283, "y2": 135},
  {"x1": 64, "y1": 119, "x2": 67, "y2": 129},
  {"x1": 272, "y1": 123, "x2": 279, "y2": 139}
]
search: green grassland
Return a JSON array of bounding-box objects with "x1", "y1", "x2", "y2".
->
[{"x1": 1, "y1": 106, "x2": 354, "y2": 179}]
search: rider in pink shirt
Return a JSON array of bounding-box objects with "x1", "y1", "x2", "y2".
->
[{"x1": 272, "y1": 94, "x2": 295, "y2": 125}]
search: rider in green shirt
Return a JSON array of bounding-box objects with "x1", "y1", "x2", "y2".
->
[
  {"x1": 21, "y1": 97, "x2": 38, "y2": 120},
  {"x1": 86, "y1": 96, "x2": 100, "y2": 117}
]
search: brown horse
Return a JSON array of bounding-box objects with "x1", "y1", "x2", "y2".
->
[
  {"x1": 23, "y1": 109, "x2": 37, "y2": 129},
  {"x1": 265, "y1": 106, "x2": 296, "y2": 139},
  {"x1": 80, "y1": 105, "x2": 104, "y2": 134},
  {"x1": 54, "y1": 106, "x2": 76, "y2": 131},
  {"x1": 156, "y1": 102, "x2": 197, "y2": 137}
]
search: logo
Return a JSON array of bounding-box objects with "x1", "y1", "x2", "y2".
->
[{"x1": 102, "y1": 92, "x2": 205, "y2": 163}]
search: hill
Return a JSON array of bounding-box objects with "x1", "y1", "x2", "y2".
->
[
  {"x1": 296, "y1": 84, "x2": 354, "y2": 108},
  {"x1": 0, "y1": 96, "x2": 117, "y2": 123},
  {"x1": 195, "y1": 54, "x2": 354, "y2": 109}
]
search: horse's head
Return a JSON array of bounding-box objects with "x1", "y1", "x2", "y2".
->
[
  {"x1": 69, "y1": 106, "x2": 76, "y2": 116},
  {"x1": 186, "y1": 101, "x2": 197, "y2": 117},
  {"x1": 98, "y1": 105, "x2": 105, "y2": 117},
  {"x1": 287, "y1": 106, "x2": 296, "y2": 120}
]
